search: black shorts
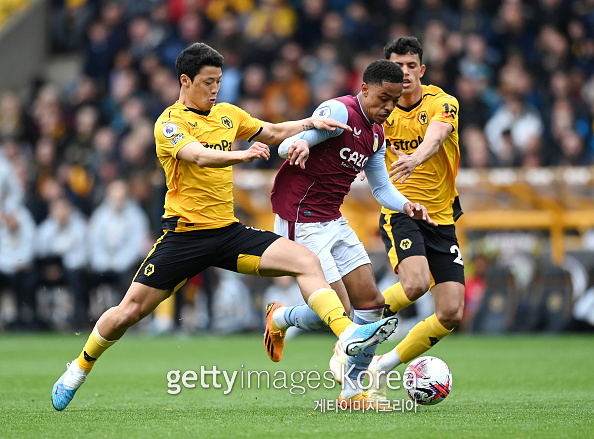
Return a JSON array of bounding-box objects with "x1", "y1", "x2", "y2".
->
[
  {"x1": 379, "y1": 212, "x2": 465, "y2": 286},
  {"x1": 133, "y1": 222, "x2": 281, "y2": 293}
]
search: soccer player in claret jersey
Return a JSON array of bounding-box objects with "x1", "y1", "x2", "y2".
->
[
  {"x1": 329, "y1": 36, "x2": 466, "y2": 401},
  {"x1": 263, "y1": 59, "x2": 437, "y2": 409},
  {"x1": 51, "y1": 43, "x2": 400, "y2": 411}
]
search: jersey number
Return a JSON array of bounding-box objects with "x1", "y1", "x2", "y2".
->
[
  {"x1": 442, "y1": 103, "x2": 458, "y2": 119},
  {"x1": 450, "y1": 245, "x2": 464, "y2": 266}
]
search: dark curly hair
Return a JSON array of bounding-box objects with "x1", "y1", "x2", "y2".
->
[
  {"x1": 362, "y1": 60, "x2": 404, "y2": 86},
  {"x1": 383, "y1": 36, "x2": 423, "y2": 64}
]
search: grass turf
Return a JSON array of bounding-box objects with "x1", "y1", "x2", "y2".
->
[{"x1": 1, "y1": 332, "x2": 593, "y2": 438}]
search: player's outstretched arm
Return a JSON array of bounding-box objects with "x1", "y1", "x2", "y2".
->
[
  {"x1": 254, "y1": 117, "x2": 351, "y2": 146},
  {"x1": 176, "y1": 140, "x2": 270, "y2": 167},
  {"x1": 389, "y1": 119, "x2": 453, "y2": 183}
]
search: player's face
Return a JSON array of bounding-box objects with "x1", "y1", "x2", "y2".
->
[
  {"x1": 362, "y1": 81, "x2": 403, "y2": 124},
  {"x1": 181, "y1": 65, "x2": 222, "y2": 111},
  {"x1": 388, "y1": 53, "x2": 425, "y2": 98}
]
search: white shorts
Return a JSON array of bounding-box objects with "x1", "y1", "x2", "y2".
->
[{"x1": 274, "y1": 215, "x2": 371, "y2": 284}]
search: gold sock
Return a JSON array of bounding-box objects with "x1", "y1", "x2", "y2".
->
[
  {"x1": 76, "y1": 325, "x2": 118, "y2": 372},
  {"x1": 307, "y1": 288, "x2": 352, "y2": 337},
  {"x1": 382, "y1": 282, "x2": 414, "y2": 315},
  {"x1": 395, "y1": 313, "x2": 452, "y2": 363}
]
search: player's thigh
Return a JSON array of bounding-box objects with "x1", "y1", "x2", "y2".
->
[
  {"x1": 422, "y1": 223, "x2": 465, "y2": 287},
  {"x1": 331, "y1": 217, "x2": 372, "y2": 281},
  {"x1": 133, "y1": 229, "x2": 213, "y2": 295},
  {"x1": 275, "y1": 215, "x2": 343, "y2": 283},
  {"x1": 380, "y1": 212, "x2": 431, "y2": 291},
  {"x1": 258, "y1": 236, "x2": 321, "y2": 277}
]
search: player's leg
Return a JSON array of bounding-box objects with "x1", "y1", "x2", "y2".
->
[
  {"x1": 270, "y1": 218, "x2": 351, "y2": 338},
  {"x1": 52, "y1": 229, "x2": 208, "y2": 411},
  {"x1": 369, "y1": 224, "x2": 466, "y2": 399},
  {"x1": 379, "y1": 212, "x2": 431, "y2": 317},
  {"x1": 336, "y1": 263, "x2": 387, "y2": 400},
  {"x1": 52, "y1": 282, "x2": 170, "y2": 411},
  {"x1": 259, "y1": 236, "x2": 398, "y2": 360}
]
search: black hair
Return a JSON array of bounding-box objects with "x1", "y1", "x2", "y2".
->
[
  {"x1": 362, "y1": 59, "x2": 404, "y2": 86},
  {"x1": 175, "y1": 43, "x2": 224, "y2": 86},
  {"x1": 383, "y1": 36, "x2": 423, "y2": 64}
]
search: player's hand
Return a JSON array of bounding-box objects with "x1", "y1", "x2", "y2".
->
[
  {"x1": 310, "y1": 116, "x2": 352, "y2": 132},
  {"x1": 389, "y1": 149, "x2": 420, "y2": 183},
  {"x1": 287, "y1": 139, "x2": 310, "y2": 169},
  {"x1": 403, "y1": 202, "x2": 438, "y2": 226},
  {"x1": 243, "y1": 142, "x2": 270, "y2": 163}
]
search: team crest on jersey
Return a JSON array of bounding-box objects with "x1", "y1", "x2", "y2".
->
[
  {"x1": 373, "y1": 133, "x2": 379, "y2": 152},
  {"x1": 400, "y1": 238, "x2": 412, "y2": 250},
  {"x1": 315, "y1": 106, "x2": 331, "y2": 118},
  {"x1": 221, "y1": 116, "x2": 233, "y2": 129},
  {"x1": 162, "y1": 123, "x2": 179, "y2": 138},
  {"x1": 418, "y1": 111, "x2": 428, "y2": 125},
  {"x1": 144, "y1": 264, "x2": 155, "y2": 276}
]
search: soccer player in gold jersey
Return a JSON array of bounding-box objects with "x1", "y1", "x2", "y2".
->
[
  {"x1": 329, "y1": 37, "x2": 465, "y2": 400},
  {"x1": 51, "y1": 43, "x2": 399, "y2": 411}
]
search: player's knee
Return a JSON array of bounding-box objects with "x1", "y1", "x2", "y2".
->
[
  {"x1": 436, "y1": 303, "x2": 463, "y2": 330},
  {"x1": 114, "y1": 302, "x2": 143, "y2": 329},
  {"x1": 401, "y1": 278, "x2": 430, "y2": 301},
  {"x1": 293, "y1": 248, "x2": 323, "y2": 276}
]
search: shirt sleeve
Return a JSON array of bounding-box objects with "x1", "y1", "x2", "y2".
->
[
  {"x1": 429, "y1": 94, "x2": 459, "y2": 131},
  {"x1": 364, "y1": 142, "x2": 410, "y2": 212},
  {"x1": 154, "y1": 113, "x2": 196, "y2": 159},
  {"x1": 233, "y1": 105, "x2": 265, "y2": 142},
  {"x1": 278, "y1": 99, "x2": 348, "y2": 158}
]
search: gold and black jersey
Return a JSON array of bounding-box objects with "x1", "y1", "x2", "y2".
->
[
  {"x1": 383, "y1": 84, "x2": 461, "y2": 225},
  {"x1": 154, "y1": 101, "x2": 264, "y2": 232}
]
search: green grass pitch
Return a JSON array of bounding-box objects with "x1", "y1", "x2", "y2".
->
[{"x1": 1, "y1": 332, "x2": 593, "y2": 438}]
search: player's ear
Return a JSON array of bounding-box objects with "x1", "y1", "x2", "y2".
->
[
  {"x1": 419, "y1": 64, "x2": 426, "y2": 79},
  {"x1": 361, "y1": 82, "x2": 369, "y2": 97},
  {"x1": 180, "y1": 74, "x2": 190, "y2": 88}
]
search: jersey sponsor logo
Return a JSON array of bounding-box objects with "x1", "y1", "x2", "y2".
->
[
  {"x1": 418, "y1": 110, "x2": 428, "y2": 125},
  {"x1": 373, "y1": 133, "x2": 379, "y2": 152},
  {"x1": 353, "y1": 127, "x2": 362, "y2": 138},
  {"x1": 171, "y1": 133, "x2": 185, "y2": 146},
  {"x1": 315, "y1": 106, "x2": 331, "y2": 118},
  {"x1": 387, "y1": 136, "x2": 424, "y2": 151},
  {"x1": 339, "y1": 147, "x2": 369, "y2": 169},
  {"x1": 162, "y1": 123, "x2": 179, "y2": 138},
  {"x1": 221, "y1": 116, "x2": 233, "y2": 129},
  {"x1": 144, "y1": 264, "x2": 155, "y2": 276},
  {"x1": 202, "y1": 139, "x2": 233, "y2": 151},
  {"x1": 400, "y1": 238, "x2": 412, "y2": 250}
]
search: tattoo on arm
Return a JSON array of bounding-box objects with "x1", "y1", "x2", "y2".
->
[{"x1": 302, "y1": 123, "x2": 314, "y2": 131}]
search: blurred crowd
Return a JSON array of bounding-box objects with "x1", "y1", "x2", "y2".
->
[{"x1": 1, "y1": 0, "x2": 594, "y2": 331}]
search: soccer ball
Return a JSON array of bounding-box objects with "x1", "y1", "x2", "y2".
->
[{"x1": 403, "y1": 356, "x2": 452, "y2": 405}]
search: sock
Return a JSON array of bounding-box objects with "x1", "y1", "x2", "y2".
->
[
  {"x1": 382, "y1": 282, "x2": 414, "y2": 315},
  {"x1": 280, "y1": 304, "x2": 329, "y2": 331},
  {"x1": 395, "y1": 313, "x2": 452, "y2": 364},
  {"x1": 307, "y1": 288, "x2": 351, "y2": 337},
  {"x1": 76, "y1": 324, "x2": 118, "y2": 372},
  {"x1": 342, "y1": 306, "x2": 383, "y2": 399}
]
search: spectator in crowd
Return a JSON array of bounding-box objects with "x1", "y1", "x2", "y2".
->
[
  {"x1": 88, "y1": 179, "x2": 150, "y2": 312},
  {"x1": 0, "y1": 204, "x2": 38, "y2": 329},
  {"x1": 36, "y1": 197, "x2": 89, "y2": 329}
]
